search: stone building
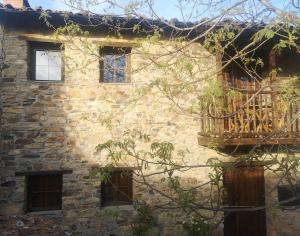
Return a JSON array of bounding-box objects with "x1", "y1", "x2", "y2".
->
[{"x1": 0, "y1": 0, "x2": 300, "y2": 235}]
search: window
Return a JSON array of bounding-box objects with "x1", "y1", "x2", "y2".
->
[
  {"x1": 100, "y1": 46, "x2": 131, "y2": 83},
  {"x1": 278, "y1": 185, "x2": 300, "y2": 207},
  {"x1": 27, "y1": 173, "x2": 62, "y2": 212},
  {"x1": 101, "y1": 170, "x2": 133, "y2": 206},
  {"x1": 276, "y1": 49, "x2": 300, "y2": 77},
  {"x1": 30, "y1": 42, "x2": 63, "y2": 81}
]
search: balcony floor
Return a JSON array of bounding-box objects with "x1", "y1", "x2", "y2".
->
[{"x1": 198, "y1": 133, "x2": 300, "y2": 147}]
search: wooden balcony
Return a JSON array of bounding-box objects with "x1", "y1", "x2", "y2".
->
[{"x1": 198, "y1": 90, "x2": 300, "y2": 147}]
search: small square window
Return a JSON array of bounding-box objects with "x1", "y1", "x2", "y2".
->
[
  {"x1": 26, "y1": 174, "x2": 62, "y2": 212},
  {"x1": 30, "y1": 42, "x2": 63, "y2": 81},
  {"x1": 278, "y1": 185, "x2": 300, "y2": 207},
  {"x1": 100, "y1": 47, "x2": 131, "y2": 83},
  {"x1": 101, "y1": 170, "x2": 133, "y2": 206}
]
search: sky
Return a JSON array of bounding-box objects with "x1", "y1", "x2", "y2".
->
[
  {"x1": 1, "y1": 0, "x2": 296, "y2": 20},
  {"x1": 2, "y1": 0, "x2": 186, "y2": 19},
  {"x1": 33, "y1": 0, "x2": 197, "y2": 19}
]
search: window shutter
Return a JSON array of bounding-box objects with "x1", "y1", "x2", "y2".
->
[
  {"x1": 27, "y1": 174, "x2": 62, "y2": 212},
  {"x1": 101, "y1": 170, "x2": 133, "y2": 206}
]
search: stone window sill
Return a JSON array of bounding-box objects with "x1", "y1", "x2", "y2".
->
[
  {"x1": 99, "y1": 82, "x2": 133, "y2": 85},
  {"x1": 29, "y1": 80, "x2": 65, "y2": 84},
  {"x1": 27, "y1": 210, "x2": 63, "y2": 216},
  {"x1": 100, "y1": 205, "x2": 134, "y2": 211}
]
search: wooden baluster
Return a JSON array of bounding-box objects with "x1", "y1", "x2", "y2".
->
[
  {"x1": 210, "y1": 102, "x2": 213, "y2": 135},
  {"x1": 290, "y1": 102, "x2": 293, "y2": 133},
  {"x1": 220, "y1": 94, "x2": 225, "y2": 137},
  {"x1": 283, "y1": 100, "x2": 287, "y2": 132},
  {"x1": 234, "y1": 95, "x2": 238, "y2": 134},
  {"x1": 246, "y1": 92, "x2": 250, "y2": 134},
  {"x1": 286, "y1": 101, "x2": 289, "y2": 133},
  {"x1": 240, "y1": 93, "x2": 244, "y2": 134},
  {"x1": 228, "y1": 96, "x2": 232, "y2": 133},
  {"x1": 262, "y1": 93, "x2": 266, "y2": 133},
  {"x1": 210, "y1": 98, "x2": 213, "y2": 136},
  {"x1": 295, "y1": 104, "x2": 300, "y2": 132},
  {"x1": 284, "y1": 100, "x2": 288, "y2": 134},
  {"x1": 209, "y1": 104, "x2": 212, "y2": 135},
  {"x1": 296, "y1": 103, "x2": 298, "y2": 133},
  {"x1": 206, "y1": 107, "x2": 208, "y2": 134},
  {"x1": 266, "y1": 93, "x2": 269, "y2": 132},
  {"x1": 203, "y1": 108, "x2": 206, "y2": 134},
  {"x1": 259, "y1": 93, "x2": 263, "y2": 133},
  {"x1": 209, "y1": 100, "x2": 211, "y2": 135},
  {"x1": 294, "y1": 102, "x2": 298, "y2": 133},
  {"x1": 269, "y1": 94, "x2": 272, "y2": 132},
  {"x1": 261, "y1": 93, "x2": 264, "y2": 133},
  {"x1": 200, "y1": 110, "x2": 204, "y2": 135},
  {"x1": 296, "y1": 105, "x2": 300, "y2": 132},
  {"x1": 252, "y1": 93, "x2": 256, "y2": 134},
  {"x1": 212, "y1": 97, "x2": 217, "y2": 136}
]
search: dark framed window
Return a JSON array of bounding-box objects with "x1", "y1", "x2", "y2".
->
[
  {"x1": 278, "y1": 185, "x2": 300, "y2": 207},
  {"x1": 101, "y1": 170, "x2": 133, "y2": 206},
  {"x1": 29, "y1": 42, "x2": 63, "y2": 81},
  {"x1": 100, "y1": 46, "x2": 131, "y2": 83},
  {"x1": 26, "y1": 173, "x2": 63, "y2": 212}
]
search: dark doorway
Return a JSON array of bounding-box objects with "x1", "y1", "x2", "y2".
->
[{"x1": 223, "y1": 165, "x2": 266, "y2": 236}]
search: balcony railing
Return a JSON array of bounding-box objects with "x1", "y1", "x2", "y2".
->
[{"x1": 198, "y1": 90, "x2": 300, "y2": 146}]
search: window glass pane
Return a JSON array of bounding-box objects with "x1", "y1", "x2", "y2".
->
[
  {"x1": 102, "y1": 53, "x2": 127, "y2": 82},
  {"x1": 103, "y1": 55, "x2": 114, "y2": 82},
  {"x1": 115, "y1": 55, "x2": 126, "y2": 82},
  {"x1": 115, "y1": 55, "x2": 125, "y2": 68},
  {"x1": 34, "y1": 50, "x2": 62, "y2": 81},
  {"x1": 115, "y1": 69, "x2": 125, "y2": 82},
  {"x1": 104, "y1": 55, "x2": 114, "y2": 68},
  {"x1": 49, "y1": 66, "x2": 62, "y2": 81},
  {"x1": 48, "y1": 51, "x2": 62, "y2": 67},
  {"x1": 36, "y1": 51, "x2": 49, "y2": 66},
  {"x1": 36, "y1": 65, "x2": 49, "y2": 81},
  {"x1": 104, "y1": 56, "x2": 114, "y2": 70},
  {"x1": 103, "y1": 69, "x2": 114, "y2": 82}
]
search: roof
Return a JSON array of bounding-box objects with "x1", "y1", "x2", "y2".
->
[
  {"x1": 0, "y1": 3, "x2": 202, "y2": 38},
  {"x1": 0, "y1": 3, "x2": 262, "y2": 40}
]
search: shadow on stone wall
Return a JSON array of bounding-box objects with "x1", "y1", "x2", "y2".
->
[
  {"x1": 0, "y1": 75, "x2": 102, "y2": 235},
  {"x1": 0, "y1": 35, "x2": 224, "y2": 236}
]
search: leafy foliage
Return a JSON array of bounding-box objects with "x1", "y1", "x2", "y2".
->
[
  {"x1": 35, "y1": 1, "x2": 300, "y2": 234},
  {"x1": 182, "y1": 217, "x2": 215, "y2": 236},
  {"x1": 131, "y1": 201, "x2": 157, "y2": 236}
]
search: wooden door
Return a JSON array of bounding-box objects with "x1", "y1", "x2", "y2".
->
[
  {"x1": 223, "y1": 64, "x2": 263, "y2": 135},
  {"x1": 223, "y1": 166, "x2": 266, "y2": 236}
]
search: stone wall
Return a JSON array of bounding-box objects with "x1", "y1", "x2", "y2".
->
[
  {"x1": 0, "y1": 26, "x2": 300, "y2": 236},
  {"x1": 0, "y1": 28, "x2": 225, "y2": 236},
  {"x1": 265, "y1": 168, "x2": 300, "y2": 236}
]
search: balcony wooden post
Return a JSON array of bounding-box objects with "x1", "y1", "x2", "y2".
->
[
  {"x1": 216, "y1": 48, "x2": 224, "y2": 137},
  {"x1": 269, "y1": 49, "x2": 277, "y2": 131}
]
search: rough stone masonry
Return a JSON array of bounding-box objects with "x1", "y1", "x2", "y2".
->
[{"x1": 0, "y1": 6, "x2": 300, "y2": 236}]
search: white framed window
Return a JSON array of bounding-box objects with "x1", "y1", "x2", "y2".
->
[{"x1": 30, "y1": 42, "x2": 63, "y2": 82}]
